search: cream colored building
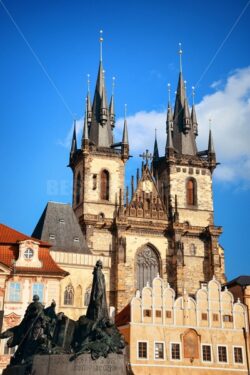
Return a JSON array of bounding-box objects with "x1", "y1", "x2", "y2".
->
[
  {"x1": 117, "y1": 276, "x2": 250, "y2": 374},
  {"x1": 0, "y1": 223, "x2": 67, "y2": 373}
]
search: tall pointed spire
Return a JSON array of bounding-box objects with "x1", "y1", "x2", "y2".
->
[
  {"x1": 153, "y1": 129, "x2": 159, "y2": 160},
  {"x1": 122, "y1": 104, "x2": 129, "y2": 160},
  {"x1": 166, "y1": 83, "x2": 174, "y2": 133},
  {"x1": 191, "y1": 86, "x2": 198, "y2": 137},
  {"x1": 171, "y1": 43, "x2": 198, "y2": 156},
  {"x1": 109, "y1": 76, "x2": 115, "y2": 129},
  {"x1": 208, "y1": 120, "x2": 215, "y2": 154},
  {"x1": 89, "y1": 30, "x2": 113, "y2": 147},
  {"x1": 208, "y1": 119, "x2": 216, "y2": 171},
  {"x1": 70, "y1": 120, "x2": 77, "y2": 158},
  {"x1": 122, "y1": 104, "x2": 129, "y2": 144}
]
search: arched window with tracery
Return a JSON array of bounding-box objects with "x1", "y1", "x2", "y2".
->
[
  {"x1": 64, "y1": 284, "x2": 74, "y2": 305},
  {"x1": 100, "y1": 170, "x2": 109, "y2": 200},
  {"x1": 186, "y1": 178, "x2": 197, "y2": 206},
  {"x1": 136, "y1": 245, "x2": 160, "y2": 291},
  {"x1": 76, "y1": 172, "x2": 81, "y2": 205}
]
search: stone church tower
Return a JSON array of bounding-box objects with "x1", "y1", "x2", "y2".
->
[{"x1": 69, "y1": 40, "x2": 226, "y2": 312}]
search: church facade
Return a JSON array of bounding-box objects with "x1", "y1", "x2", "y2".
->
[{"x1": 67, "y1": 42, "x2": 226, "y2": 313}]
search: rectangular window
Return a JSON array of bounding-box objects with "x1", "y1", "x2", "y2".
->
[
  {"x1": 155, "y1": 310, "x2": 161, "y2": 318},
  {"x1": 33, "y1": 283, "x2": 44, "y2": 302},
  {"x1": 143, "y1": 309, "x2": 152, "y2": 317},
  {"x1": 218, "y1": 346, "x2": 227, "y2": 363},
  {"x1": 234, "y1": 347, "x2": 243, "y2": 364},
  {"x1": 155, "y1": 342, "x2": 164, "y2": 359},
  {"x1": 9, "y1": 282, "x2": 21, "y2": 302},
  {"x1": 138, "y1": 342, "x2": 147, "y2": 359},
  {"x1": 171, "y1": 343, "x2": 180, "y2": 360},
  {"x1": 223, "y1": 315, "x2": 233, "y2": 322},
  {"x1": 201, "y1": 313, "x2": 208, "y2": 320},
  {"x1": 213, "y1": 313, "x2": 219, "y2": 322},
  {"x1": 202, "y1": 345, "x2": 212, "y2": 362},
  {"x1": 166, "y1": 310, "x2": 172, "y2": 318}
]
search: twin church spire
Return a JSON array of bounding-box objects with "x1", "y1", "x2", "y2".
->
[
  {"x1": 165, "y1": 44, "x2": 216, "y2": 167},
  {"x1": 70, "y1": 31, "x2": 129, "y2": 164}
]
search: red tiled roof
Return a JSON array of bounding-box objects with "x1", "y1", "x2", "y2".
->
[
  {"x1": 115, "y1": 303, "x2": 131, "y2": 327},
  {"x1": 0, "y1": 224, "x2": 67, "y2": 277},
  {"x1": 0, "y1": 223, "x2": 49, "y2": 246}
]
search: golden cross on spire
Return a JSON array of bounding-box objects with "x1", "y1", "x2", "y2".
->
[
  {"x1": 99, "y1": 30, "x2": 103, "y2": 61},
  {"x1": 139, "y1": 149, "x2": 153, "y2": 166}
]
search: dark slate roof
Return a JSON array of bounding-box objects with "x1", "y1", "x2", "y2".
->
[
  {"x1": 32, "y1": 202, "x2": 90, "y2": 254},
  {"x1": 225, "y1": 276, "x2": 250, "y2": 288}
]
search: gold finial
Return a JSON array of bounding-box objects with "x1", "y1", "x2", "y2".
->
[
  {"x1": 124, "y1": 103, "x2": 127, "y2": 119},
  {"x1": 178, "y1": 42, "x2": 183, "y2": 73},
  {"x1": 99, "y1": 30, "x2": 103, "y2": 61},
  {"x1": 167, "y1": 83, "x2": 171, "y2": 103},
  {"x1": 192, "y1": 86, "x2": 195, "y2": 105},
  {"x1": 112, "y1": 76, "x2": 115, "y2": 95}
]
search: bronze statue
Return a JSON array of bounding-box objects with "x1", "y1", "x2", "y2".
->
[{"x1": 0, "y1": 260, "x2": 125, "y2": 368}]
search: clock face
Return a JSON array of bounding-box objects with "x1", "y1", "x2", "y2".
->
[
  {"x1": 142, "y1": 180, "x2": 153, "y2": 193},
  {"x1": 24, "y1": 248, "x2": 34, "y2": 260}
]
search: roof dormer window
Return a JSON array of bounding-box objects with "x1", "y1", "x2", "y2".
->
[
  {"x1": 74, "y1": 237, "x2": 79, "y2": 242},
  {"x1": 24, "y1": 248, "x2": 34, "y2": 260},
  {"x1": 49, "y1": 234, "x2": 55, "y2": 240}
]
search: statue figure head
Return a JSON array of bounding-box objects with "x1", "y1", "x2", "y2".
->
[
  {"x1": 33, "y1": 295, "x2": 40, "y2": 302},
  {"x1": 96, "y1": 260, "x2": 103, "y2": 269}
]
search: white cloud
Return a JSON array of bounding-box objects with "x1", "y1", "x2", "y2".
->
[
  {"x1": 116, "y1": 66, "x2": 250, "y2": 186},
  {"x1": 60, "y1": 67, "x2": 250, "y2": 187}
]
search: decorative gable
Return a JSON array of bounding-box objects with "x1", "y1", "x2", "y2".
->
[
  {"x1": 126, "y1": 165, "x2": 166, "y2": 220},
  {"x1": 15, "y1": 240, "x2": 42, "y2": 268}
]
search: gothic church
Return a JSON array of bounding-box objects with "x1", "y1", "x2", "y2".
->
[{"x1": 49, "y1": 40, "x2": 227, "y2": 314}]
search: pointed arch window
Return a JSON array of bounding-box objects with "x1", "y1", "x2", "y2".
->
[
  {"x1": 64, "y1": 284, "x2": 74, "y2": 305},
  {"x1": 186, "y1": 178, "x2": 197, "y2": 206},
  {"x1": 100, "y1": 170, "x2": 109, "y2": 200},
  {"x1": 76, "y1": 172, "x2": 81, "y2": 205},
  {"x1": 136, "y1": 245, "x2": 160, "y2": 291}
]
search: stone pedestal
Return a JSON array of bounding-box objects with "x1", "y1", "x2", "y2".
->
[{"x1": 3, "y1": 353, "x2": 129, "y2": 375}]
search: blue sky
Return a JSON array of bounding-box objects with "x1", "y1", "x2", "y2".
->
[{"x1": 0, "y1": 0, "x2": 249, "y2": 280}]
